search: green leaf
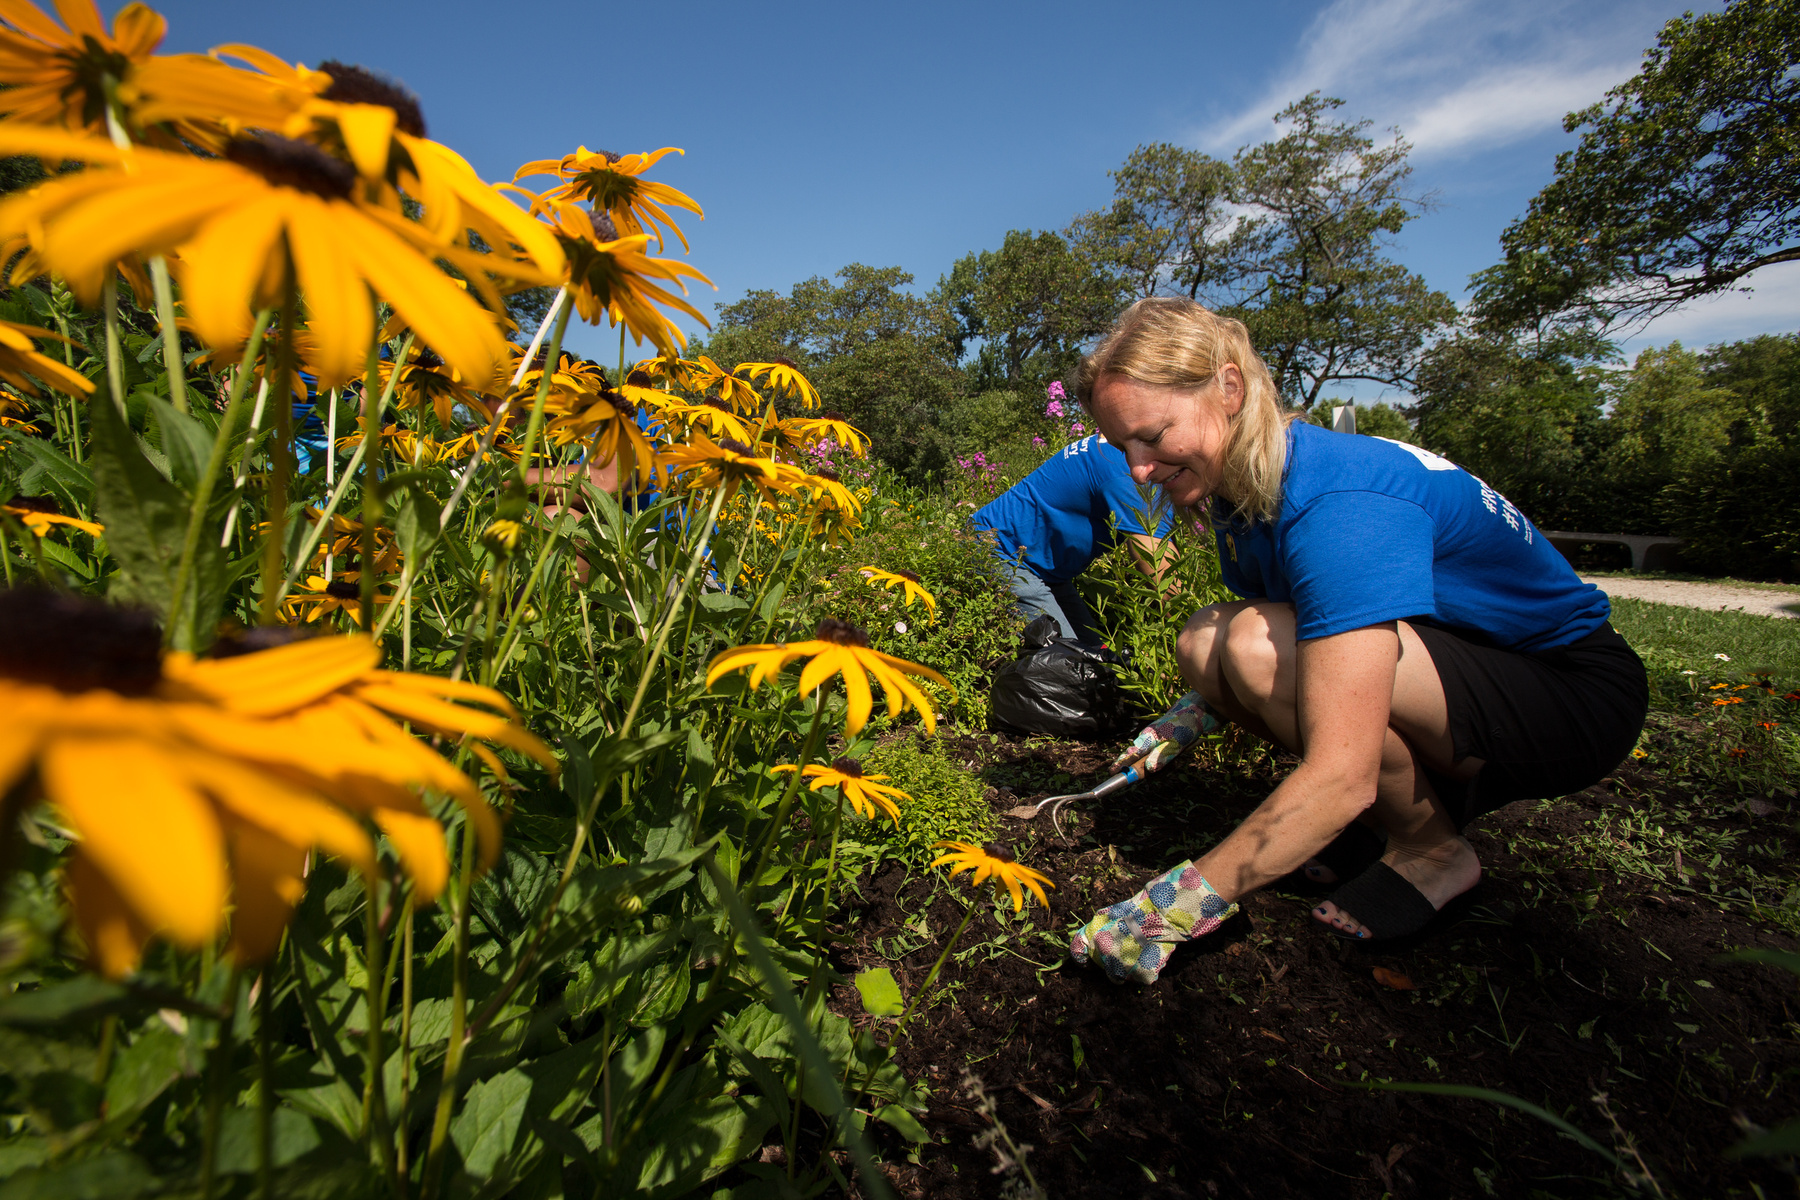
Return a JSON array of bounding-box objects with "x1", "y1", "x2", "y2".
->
[
  {"x1": 450, "y1": 1067, "x2": 533, "y2": 1179},
  {"x1": 102, "y1": 1025, "x2": 184, "y2": 1123},
  {"x1": 698, "y1": 592, "x2": 749, "y2": 613},
  {"x1": 212, "y1": 1106, "x2": 323, "y2": 1173},
  {"x1": 757, "y1": 581, "x2": 787, "y2": 625},
  {"x1": 1352, "y1": 1080, "x2": 1619, "y2": 1167},
  {"x1": 86, "y1": 393, "x2": 185, "y2": 616},
  {"x1": 389, "y1": 475, "x2": 440, "y2": 566},
  {"x1": 874, "y1": 1103, "x2": 931, "y2": 1144},
  {"x1": 854, "y1": 968, "x2": 903, "y2": 1018},
  {"x1": 702, "y1": 855, "x2": 893, "y2": 1200},
  {"x1": 1729, "y1": 1117, "x2": 1800, "y2": 1159},
  {"x1": 0, "y1": 429, "x2": 90, "y2": 513},
  {"x1": 0, "y1": 976, "x2": 126, "y2": 1027},
  {"x1": 1721, "y1": 948, "x2": 1800, "y2": 979},
  {"x1": 143, "y1": 397, "x2": 213, "y2": 492},
  {"x1": 713, "y1": 1025, "x2": 792, "y2": 1130},
  {"x1": 0, "y1": 1151, "x2": 155, "y2": 1199}
]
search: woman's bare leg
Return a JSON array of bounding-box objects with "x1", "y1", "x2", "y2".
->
[{"x1": 1178, "y1": 601, "x2": 1483, "y2": 937}]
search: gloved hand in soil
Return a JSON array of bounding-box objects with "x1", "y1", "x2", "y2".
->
[
  {"x1": 1069, "y1": 860, "x2": 1237, "y2": 985},
  {"x1": 1107, "y1": 690, "x2": 1219, "y2": 777}
]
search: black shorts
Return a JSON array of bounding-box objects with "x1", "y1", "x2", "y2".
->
[{"x1": 1409, "y1": 621, "x2": 1648, "y2": 828}]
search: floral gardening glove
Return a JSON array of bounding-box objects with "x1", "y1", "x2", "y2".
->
[
  {"x1": 1107, "y1": 691, "x2": 1219, "y2": 776},
  {"x1": 1068, "y1": 861, "x2": 1237, "y2": 985}
]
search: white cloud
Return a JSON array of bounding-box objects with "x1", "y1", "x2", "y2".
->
[
  {"x1": 1619, "y1": 268, "x2": 1800, "y2": 356},
  {"x1": 1194, "y1": 0, "x2": 1678, "y2": 161}
]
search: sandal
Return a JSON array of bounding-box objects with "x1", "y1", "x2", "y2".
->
[
  {"x1": 1291, "y1": 822, "x2": 1388, "y2": 889},
  {"x1": 1319, "y1": 862, "x2": 1440, "y2": 942}
]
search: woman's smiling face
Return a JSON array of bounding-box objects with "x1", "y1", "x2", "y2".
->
[{"x1": 1089, "y1": 366, "x2": 1244, "y2": 509}]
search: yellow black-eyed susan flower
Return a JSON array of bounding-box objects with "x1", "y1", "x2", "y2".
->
[
  {"x1": 931, "y1": 839, "x2": 1053, "y2": 912},
  {"x1": 706, "y1": 617, "x2": 950, "y2": 737},
  {"x1": 772, "y1": 757, "x2": 911, "y2": 824}
]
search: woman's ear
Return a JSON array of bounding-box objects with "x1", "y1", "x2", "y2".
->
[{"x1": 1216, "y1": 363, "x2": 1246, "y2": 416}]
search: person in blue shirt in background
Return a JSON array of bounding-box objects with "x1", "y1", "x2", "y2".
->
[
  {"x1": 970, "y1": 432, "x2": 1177, "y2": 646},
  {"x1": 1063, "y1": 298, "x2": 1648, "y2": 983}
]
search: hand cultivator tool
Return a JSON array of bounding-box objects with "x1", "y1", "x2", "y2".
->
[
  {"x1": 1004, "y1": 761, "x2": 1154, "y2": 838},
  {"x1": 1005, "y1": 691, "x2": 1219, "y2": 837}
]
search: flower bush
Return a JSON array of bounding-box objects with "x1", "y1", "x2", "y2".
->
[{"x1": 0, "y1": 6, "x2": 1066, "y2": 1197}]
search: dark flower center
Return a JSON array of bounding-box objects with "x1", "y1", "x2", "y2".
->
[
  {"x1": 893, "y1": 569, "x2": 921, "y2": 583},
  {"x1": 718, "y1": 437, "x2": 754, "y2": 457},
  {"x1": 226, "y1": 134, "x2": 356, "y2": 200},
  {"x1": 812, "y1": 466, "x2": 841, "y2": 483},
  {"x1": 821, "y1": 411, "x2": 846, "y2": 423},
  {"x1": 702, "y1": 398, "x2": 732, "y2": 413},
  {"x1": 325, "y1": 580, "x2": 362, "y2": 600},
  {"x1": 982, "y1": 840, "x2": 1017, "y2": 863},
  {"x1": 814, "y1": 617, "x2": 870, "y2": 648},
  {"x1": 0, "y1": 588, "x2": 161, "y2": 695},
  {"x1": 6, "y1": 494, "x2": 58, "y2": 515},
  {"x1": 317, "y1": 61, "x2": 427, "y2": 138},
  {"x1": 831, "y1": 756, "x2": 864, "y2": 778},
  {"x1": 413, "y1": 347, "x2": 445, "y2": 370},
  {"x1": 626, "y1": 369, "x2": 654, "y2": 388},
  {"x1": 210, "y1": 625, "x2": 310, "y2": 659},
  {"x1": 591, "y1": 207, "x2": 619, "y2": 242},
  {"x1": 771, "y1": 356, "x2": 798, "y2": 369}
]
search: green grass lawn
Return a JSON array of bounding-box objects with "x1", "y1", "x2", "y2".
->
[
  {"x1": 1611, "y1": 596, "x2": 1800, "y2": 682},
  {"x1": 1583, "y1": 567, "x2": 1800, "y2": 594}
]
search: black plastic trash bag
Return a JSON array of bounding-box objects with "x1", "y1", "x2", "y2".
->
[{"x1": 988, "y1": 615, "x2": 1133, "y2": 739}]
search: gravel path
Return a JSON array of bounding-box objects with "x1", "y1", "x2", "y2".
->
[{"x1": 1582, "y1": 574, "x2": 1800, "y2": 619}]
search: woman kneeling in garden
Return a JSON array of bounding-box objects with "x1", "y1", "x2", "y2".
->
[{"x1": 1068, "y1": 298, "x2": 1648, "y2": 982}]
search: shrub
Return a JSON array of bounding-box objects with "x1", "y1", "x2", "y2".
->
[{"x1": 864, "y1": 732, "x2": 998, "y2": 853}]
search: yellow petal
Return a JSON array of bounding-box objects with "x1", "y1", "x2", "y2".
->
[
  {"x1": 334, "y1": 103, "x2": 396, "y2": 182},
  {"x1": 165, "y1": 634, "x2": 379, "y2": 713},
  {"x1": 373, "y1": 808, "x2": 449, "y2": 900},
  {"x1": 219, "y1": 813, "x2": 308, "y2": 963},
  {"x1": 43, "y1": 736, "x2": 226, "y2": 947},
  {"x1": 65, "y1": 851, "x2": 154, "y2": 979}
]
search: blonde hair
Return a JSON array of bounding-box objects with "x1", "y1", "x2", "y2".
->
[{"x1": 1076, "y1": 298, "x2": 1294, "y2": 525}]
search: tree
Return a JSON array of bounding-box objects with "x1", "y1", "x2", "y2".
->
[
  {"x1": 695, "y1": 264, "x2": 964, "y2": 484},
  {"x1": 1067, "y1": 143, "x2": 1250, "y2": 303},
  {"x1": 934, "y1": 229, "x2": 1122, "y2": 391},
  {"x1": 1472, "y1": 0, "x2": 1800, "y2": 334},
  {"x1": 1411, "y1": 331, "x2": 1615, "y2": 529},
  {"x1": 1229, "y1": 94, "x2": 1457, "y2": 409}
]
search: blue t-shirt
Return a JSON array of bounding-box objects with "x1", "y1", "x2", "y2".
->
[
  {"x1": 1216, "y1": 423, "x2": 1608, "y2": 651},
  {"x1": 971, "y1": 435, "x2": 1174, "y2": 583}
]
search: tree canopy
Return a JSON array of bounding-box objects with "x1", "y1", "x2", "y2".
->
[{"x1": 1471, "y1": 0, "x2": 1800, "y2": 334}]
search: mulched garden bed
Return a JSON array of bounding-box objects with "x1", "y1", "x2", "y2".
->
[{"x1": 838, "y1": 733, "x2": 1800, "y2": 1199}]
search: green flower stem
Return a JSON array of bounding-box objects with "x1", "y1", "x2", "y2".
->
[
  {"x1": 618, "y1": 482, "x2": 732, "y2": 738},
  {"x1": 744, "y1": 697, "x2": 829, "y2": 893},
  {"x1": 166, "y1": 310, "x2": 274, "y2": 650},
  {"x1": 395, "y1": 897, "x2": 416, "y2": 1185},
  {"x1": 199, "y1": 965, "x2": 243, "y2": 1200},
  {"x1": 421, "y1": 821, "x2": 478, "y2": 1200},
  {"x1": 51, "y1": 301, "x2": 82, "y2": 465},
  {"x1": 898, "y1": 894, "x2": 978, "y2": 1043},
  {"x1": 148, "y1": 255, "x2": 188, "y2": 413},
  {"x1": 216, "y1": 375, "x2": 272, "y2": 548},
  {"x1": 276, "y1": 434, "x2": 367, "y2": 605},
  {"x1": 467, "y1": 482, "x2": 733, "y2": 1042},
  {"x1": 369, "y1": 292, "x2": 566, "y2": 639},
  {"x1": 257, "y1": 297, "x2": 298, "y2": 626},
  {"x1": 101, "y1": 275, "x2": 125, "y2": 417},
  {"x1": 256, "y1": 962, "x2": 275, "y2": 1200},
  {"x1": 510, "y1": 300, "x2": 574, "y2": 489},
  {"x1": 361, "y1": 876, "x2": 399, "y2": 1194}
]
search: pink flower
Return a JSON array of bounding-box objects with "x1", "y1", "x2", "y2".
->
[
  {"x1": 1047, "y1": 382, "x2": 1067, "y2": 401},
  {"x1": 1045, "y1": 400, "x2": 1065, "y2": 419},
  {"x1": 1071, "y1": 423, "x2": 1085, "y2": 434},
  {"x1": 1032, "y1": 436, "x2": 1045, "y2": 447}
]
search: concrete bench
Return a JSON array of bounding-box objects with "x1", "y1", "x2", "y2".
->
[{"x1": 1542, "y1": 530, "x2": 1684, "y2": 572}]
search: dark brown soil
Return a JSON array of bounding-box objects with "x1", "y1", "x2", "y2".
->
[{"x1": 839, "y1": 733, "x2": 1800, "y2": 1199}]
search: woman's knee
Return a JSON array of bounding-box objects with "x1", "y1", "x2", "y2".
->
[
  {"x1": 1216, "y1": 603, "x2": 1292, "y2": 705},
  {"x1": 1177, "y1": 602, "x2": 1244, "y2": 693}
]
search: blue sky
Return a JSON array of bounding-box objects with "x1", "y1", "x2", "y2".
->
[{"x1": 153, "y1": 0, "x2": 1793, "y2": 398}]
